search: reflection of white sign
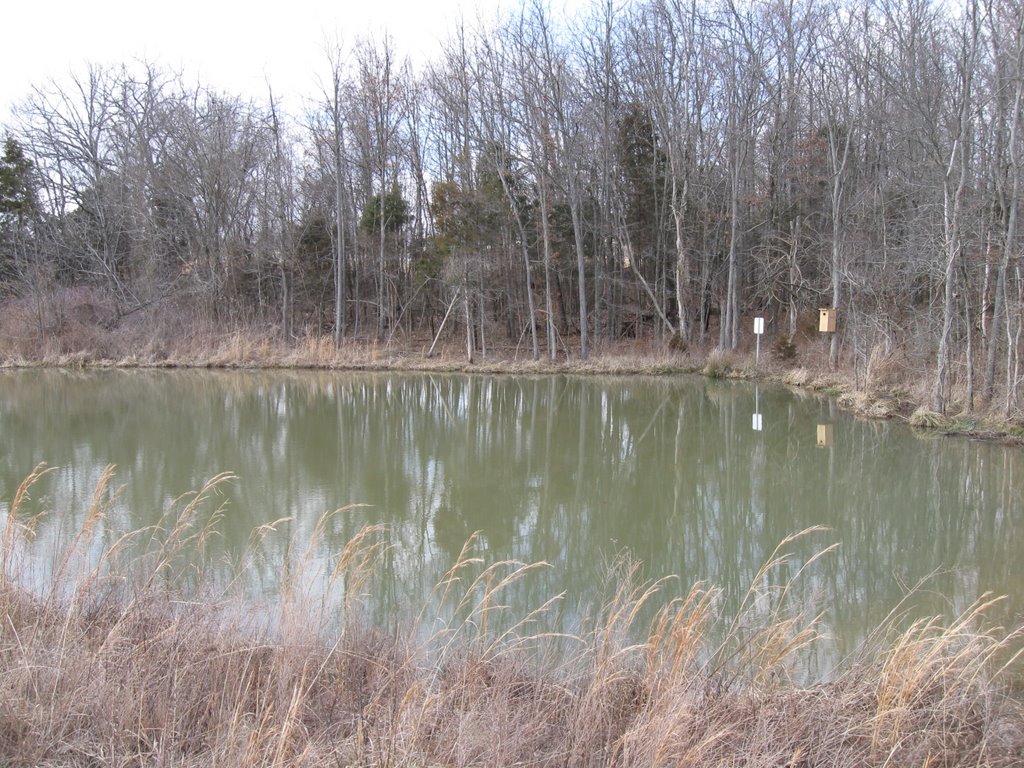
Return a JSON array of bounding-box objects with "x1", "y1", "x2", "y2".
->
[
  {"x1": 752, "y1": 413, "x2": 763, "y2": 431},
  {"x1": 754, "y1": 317, "x2": 765, "y2": 335}
]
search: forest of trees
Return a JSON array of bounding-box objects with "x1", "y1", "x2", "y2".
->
[{"x1": 0, "y1": 0, "x2": 1022, "y2": 415}]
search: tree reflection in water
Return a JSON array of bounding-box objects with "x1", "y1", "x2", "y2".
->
[{"x1": 1, "y1": 369, "x2": 1020, "y2": 676}]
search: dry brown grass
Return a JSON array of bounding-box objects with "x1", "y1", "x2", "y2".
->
[
  {"x1": 0, "y1": 291, "x2": 699, "y2": 377},
  {"x1": 3, "y1": 291, "x2": 1024, "y2": 431},
  {"x1": 1, "y1": 470, "x2": 1022, "y2": 766},
  {"x1": 701, "y1": 349, "x2": 746, "y2": 380}
]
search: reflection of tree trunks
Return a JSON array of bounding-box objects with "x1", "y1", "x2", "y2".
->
[{"x1": 575, "y1": 385, "x2": 586, "y2": 505}]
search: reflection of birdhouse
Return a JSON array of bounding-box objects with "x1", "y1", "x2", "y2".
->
[
  {"x1": 819, "y1": 308, "x2": 837, "y2": 333},
  {"x1": 817, "y1": 424, "x2": 833, "y2": 447},
  {"x1": 752, "y1": 413, "x2": 763, "y2": 431}
]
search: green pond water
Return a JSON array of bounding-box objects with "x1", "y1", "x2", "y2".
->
[{"x1": 1, "y1": 369, "x2": 1021, "y2": 675}]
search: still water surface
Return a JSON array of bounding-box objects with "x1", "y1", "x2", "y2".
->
[{"x1": 1, "y1": 369, "x2": 1021, "y2": 670}]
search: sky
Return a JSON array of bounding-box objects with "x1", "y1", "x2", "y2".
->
[{"x1": 1, "y1": 0, "x2": 590, "y2": 124}]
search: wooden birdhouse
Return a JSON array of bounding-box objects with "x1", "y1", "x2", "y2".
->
[{"x1": 818, "y1": 308, "x2": 837, "y2": 333}]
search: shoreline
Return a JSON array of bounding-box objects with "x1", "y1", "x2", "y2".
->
[{"x1": 3, "y1": 336, "x2": 1022, "y2": 448}]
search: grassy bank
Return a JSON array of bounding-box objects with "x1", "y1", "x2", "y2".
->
[
  {"x1": 3, "y1": 291, "x2": 1023, "y2": 444},
  {"x1": 4, "y1": 330, "x2": 1023, "y2": 448},
  {"x1": 1, "y1": 469, "x2": 1022, "y2": 766}
]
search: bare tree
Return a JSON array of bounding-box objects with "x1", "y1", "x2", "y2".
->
[
  {"x1": 350, "y1": 35, "x2": 408, "y2": 339},
  {"x1": 982, "y1": 0, "x2": 1024, "y2": 409},
  {"x1": 313, "y1": 42, "x2": 353, "y2": 346},
  {"x1": 818, "y1": 21, "x2": 857, "y2": 371},
  {"x1": 932, "y1": 3, "x2": 981, "y2": 412},
  {"x1": 471, "y1": 42, "x2": 540, "y2": 359}
]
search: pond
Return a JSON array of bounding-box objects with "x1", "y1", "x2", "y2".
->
[{"x1": 1, "y1": 369, "x2": 1021, "y2": 675}]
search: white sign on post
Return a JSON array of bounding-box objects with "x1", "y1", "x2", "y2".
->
[
  {"x1": 752, "y1": 413, "x2": 763, "y2": 431},
  {"x1": 753, "y1": 317, "x2": 765, "y2": 366}
]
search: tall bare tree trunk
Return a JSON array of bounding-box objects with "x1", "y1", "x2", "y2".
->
[
  {"x1": 788, "y1": 217, "x2": 800, "y2": 339},
  {"x1": 672, "y1": 185, "x2": 691, "y2": 343},
  {"x1": 568, "y1": 183, "x2": 589, "y2": 359},
  {"x1": 935, "y1": 6, "x2": 977, "y2": 413},
  {"x1": 989, "y1": 20, "x2": 1023, "y2": 402},
  {"x1": 330, "y1": 63, "x2": 348, "y2": 347},
  {"x1": 538, "y1": 178, "x2": 558, "y2": 360},
  {"x1": 722, "y1": 146, "x2": 741, "y2": 350},
  {"x1": 464, "y1": 277, "x2": 475, "y2": 363}
]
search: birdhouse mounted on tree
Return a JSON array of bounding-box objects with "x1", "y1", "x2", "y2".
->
[{"x1": 818, "y1": 308, "x2": 837, "y2": 333}]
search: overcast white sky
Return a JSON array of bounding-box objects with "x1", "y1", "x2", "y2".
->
[{"x1": 1, "y1": 0, "x2": 590, "y2": 124}]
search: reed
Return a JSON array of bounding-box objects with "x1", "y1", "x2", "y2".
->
[{"x1": 0, "y1": 471, "x2": 1021, "y2": 766}]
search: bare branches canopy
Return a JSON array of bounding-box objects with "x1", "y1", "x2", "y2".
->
[{"x1": 2, "y1": 0, "x2": 1023, "y2": 413}]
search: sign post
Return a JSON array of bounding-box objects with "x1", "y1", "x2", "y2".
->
[{"x1": 753, "y1": 317, "x2": 765, "y2": 366}]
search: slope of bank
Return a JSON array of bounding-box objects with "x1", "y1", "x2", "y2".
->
[{"x1": 2, "y1": 321, "x2": 1022, "y2": 448}]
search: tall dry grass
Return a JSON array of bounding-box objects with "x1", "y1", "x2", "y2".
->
[{"x1": 1, "y1": 469, "x2": 1022, "y2": 766}]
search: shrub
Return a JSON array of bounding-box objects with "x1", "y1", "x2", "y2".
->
[
  {"x1": 703, "y1": 350, "x2": 733, "y2": 379},
  {"x1": 909, "y1": 407, "x2": 950, "y2": 429}
]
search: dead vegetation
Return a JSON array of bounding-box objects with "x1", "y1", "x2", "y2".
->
[
  {"x1": 1, "y1": 468, "x2": 1022, "y2": 767},
  {"x1": 2, "y1": 290, "x2": 1024, "y2": 432}
]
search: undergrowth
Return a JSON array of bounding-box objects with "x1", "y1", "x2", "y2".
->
[{"x1": 1, "y1": 466, "x2": 1022, "y2": 766}]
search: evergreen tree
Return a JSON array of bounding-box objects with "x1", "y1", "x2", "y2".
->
[{"x1": 0, "y1": 136, "x2": 40, "y2": 283}]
